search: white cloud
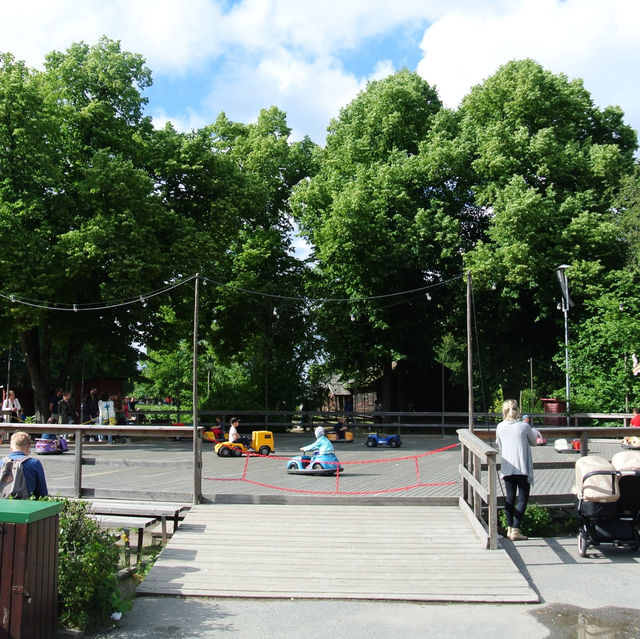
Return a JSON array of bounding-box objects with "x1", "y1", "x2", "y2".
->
[
  {"x1": 2, "y1": 0, "x2": 433, "y2": 70},
  {"x1": 417, "y1": 0, "x2": 640, "y2": 134},
  {"x1": 2, "y1": 0, "x2": 639, "y2": 145},
  {"x1": 197, "y1": 49, "x2": 379, "y2": 142},
  {"x1": 151, "y1": 108, "x2": 209, "y2": 133}
]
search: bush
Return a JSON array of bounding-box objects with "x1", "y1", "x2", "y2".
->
[
  {"x1": 499, "y1": 504, "x2": 579, "y2": 538},
  {"x1": 499, "y1": 503, "x2": 554, "y2": 537},
  {"x1": 55, "y1": 498, "x2": 127, "y2": 632}
]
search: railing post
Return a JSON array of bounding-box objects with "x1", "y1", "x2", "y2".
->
[
  {"x1": 580, "y1": 430, "x2": 588, "y2": 457},
  {"x1": 473, "y1": 452, "x2": 482, "y2": 520},
  {"x1": 460, "y1": 440, "x2": 467, "y2": 501},
  {"x1": 487, "y1": 451, "x2": 497, "y2": 550},
  {"x1": 74, "y1": 428, "x2": 83, "y2": 498}
]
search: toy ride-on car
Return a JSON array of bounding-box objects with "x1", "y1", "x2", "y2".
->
[
  {"x1": 35, "y1": 435, "x2": 69, "y2": 454},
  {"x1": 366, "y1": 432, "x2": 401, "y2": 448},
  {"x1": 215, "y1": 430, "x2": 274, "y2": 457},
  {"x1": 555, "y1": 438, "x2": 582, "y2": 453},
  {"x1": 286, "y1": 450, "x2": 343, "y2": 476},
  {"x1": 203, "y1": 427, "x2": 225, "y2": 443},
  {"x1": 622, "y1": 435, "x2": 640, "y2": 450},
  {"x1": 327, "y1": 430, "x2": 354, "y2": 443}
]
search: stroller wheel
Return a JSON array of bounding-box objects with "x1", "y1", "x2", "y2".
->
[{"x1": 578, "y1": 530, "x2": 588, "y2": 557}]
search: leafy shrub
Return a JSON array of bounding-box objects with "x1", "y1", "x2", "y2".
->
[
  {"x1": 499, "y1": 503, "x2": 554, "y2": 537},
  {"x1": 500, "y1": 504, "x2": 579, "y2": 538},
  {"x1": 55, "y1": 498, "x2": 127, "y2": 631}
]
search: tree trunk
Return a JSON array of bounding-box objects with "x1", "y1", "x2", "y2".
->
[
  {"x1": 20, "y1": 327, "x2": 51, "y2": 421},
  {"x1": 19, "y1": 327, "x2": 84, "y2": 422}
]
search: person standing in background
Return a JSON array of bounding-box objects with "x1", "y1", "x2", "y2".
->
[{"x1": 2, "y1": 390, "x2": 21, "y2": 423}]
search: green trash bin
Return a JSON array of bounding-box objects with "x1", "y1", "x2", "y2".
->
[{"x1": 0, "y1": 500, "x2": 62, "y2": 639}]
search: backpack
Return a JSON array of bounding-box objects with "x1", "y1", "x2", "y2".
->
[{"x1": 0, "y1": 457, "x2": 31, "y2": 499}]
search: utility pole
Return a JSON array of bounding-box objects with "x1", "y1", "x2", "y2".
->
[
  {"x1": 192, "y1": 274, "x2": 201, "y2": 504},
  {"x1": 467, "y1": 272, "x2": 474, "y2": 432}
]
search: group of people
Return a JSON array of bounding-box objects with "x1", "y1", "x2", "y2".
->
[
  {"x1": 43, "y1": 388, "x2": 139, "y2": 443},
  {"x1": 47, "y1": 387, "x2": 138, "y2": 427}
]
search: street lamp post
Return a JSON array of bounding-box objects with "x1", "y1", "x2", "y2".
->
[{"x1": 556, "y1": 265, "x2": 572, "y2": 426}]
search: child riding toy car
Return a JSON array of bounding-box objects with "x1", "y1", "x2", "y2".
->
[
  {"x1": 286, "y1": 426, "x2": 343, "y2": 475},
  {"x1": 215, "y1": 430, "x2": 274, "y2": 457}
]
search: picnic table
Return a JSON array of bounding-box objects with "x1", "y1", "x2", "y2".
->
[
  {"x1": 90, "y1": 514, "x2": 157, "y2": 566},
  {"x1": 86, "y1": 500, "x2": 191, "y2": 544}
]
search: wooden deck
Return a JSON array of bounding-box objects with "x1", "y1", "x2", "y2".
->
[{"x1": 137, "y1": 503, "x2": 538, "y2": 603}]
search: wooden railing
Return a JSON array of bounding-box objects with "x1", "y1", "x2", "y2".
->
[
  {"x1": 458, "y1": 429, "x2": 498, "y2": 550},
  {"x1": 11, "y1": 424, "x2": 201, "y2": 503},
  {"x1": 11, "y1": 415, "x2": 638, "y2": 517}
]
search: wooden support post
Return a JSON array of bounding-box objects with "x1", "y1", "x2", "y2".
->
[
  {"x1": 192, "y1": 274, "x2": 202, "y2": 505},
  {"x1": 74, "y1": 428, "x2": 83, "y2": 498},
  {"x1": 487, "y1": 451, "x2": 498, "y2": 550},
  {"x1": 467, "y1": 272, "x2": 474, "y2": 432},
  {"x1": 473, "y1": 453, "x2": 482, "y2": 520}
]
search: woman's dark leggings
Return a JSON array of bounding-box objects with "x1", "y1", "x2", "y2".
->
[{"x1": 503, "y1": 474, "x2": 531, "y2": 529}]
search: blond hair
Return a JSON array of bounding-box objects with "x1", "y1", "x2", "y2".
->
[
  {"x1": 502, "y1": 399, "x2": 520, "y2": 421},
  {"x1": 10, "y1": 431, "x2": 31, "y2": 451}
]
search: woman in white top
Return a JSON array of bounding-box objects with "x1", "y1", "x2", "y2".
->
[{"x1": 2, "y1": 390, "x2": 22, "y2": 423}]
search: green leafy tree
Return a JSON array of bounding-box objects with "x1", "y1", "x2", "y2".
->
[
  {"x1": 292, "y1": 70, "x2": 471, "y2": 407},
  {"x1": 567, "y1": 165, "x2": 640, "y2": 411},
  {"x1": 0, "y1": 39, "x2": 184, "y2": 419},
  {"x1": 461, "y1": 59, "x2": 637, "y2": 399},
  {"x1": 202, "y1": 108, "x2": 318, "y2": 409},
  {"x1": 128, "y1": 108, "x2": 318, "y2": 412}
]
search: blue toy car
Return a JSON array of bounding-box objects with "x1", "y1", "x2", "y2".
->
[
  {"x1": 366, "y1": 433, "x2": 401, "y2": 448},
  {"x1": 286, "y1": 451, "x2": 343, "y2": 475}
]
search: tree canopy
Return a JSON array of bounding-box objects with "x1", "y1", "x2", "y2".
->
[
  {"x1": 461, "y1": 59, "x2": 637, "y2": 400},
  {"x1": 2, "y1": 42, "x2": 639, "y2": 417}
]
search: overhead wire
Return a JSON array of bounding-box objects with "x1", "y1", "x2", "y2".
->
[
  {"x1": 0, "y1": 272, "x2": 465, "y2": 312},
  {"x1": 0, "y1": 274, "x2": 198, "y2": 312}
]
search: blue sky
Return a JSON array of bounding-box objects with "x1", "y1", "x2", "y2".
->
[{"x1": 3, "y1": 0, "x2": 640, "y2": 146}]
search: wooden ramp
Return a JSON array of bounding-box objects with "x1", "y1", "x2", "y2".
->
[{"x1": 138, "y1": 504, "x2": 537, "y2": 603}]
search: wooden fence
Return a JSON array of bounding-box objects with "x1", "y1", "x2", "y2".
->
[
  {"x1": 9, "y1": 416, "x2": 640, "y2": 534},
  {"x1": 9, "y1": 424, "x2": 201, "y2": 503},
  {"x1": 458, "y1": 429, "x2": 498, "y2": 550}
]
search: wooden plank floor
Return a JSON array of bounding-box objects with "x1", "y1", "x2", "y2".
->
[{"x1": 137, "y1": 504, "x2": 538, "y2": 603}]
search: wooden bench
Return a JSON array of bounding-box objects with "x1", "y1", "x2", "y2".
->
[
  {"x1": 86, "y1": 500, "x2": 190, "y2": 544},
  {"x1": 90, "y1": 514, "x2": 157, "y2": 566}
]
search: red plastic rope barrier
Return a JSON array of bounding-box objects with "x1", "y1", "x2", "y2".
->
[{"x1": 205, "y1": 442, "x2": 460, "y2": 496}]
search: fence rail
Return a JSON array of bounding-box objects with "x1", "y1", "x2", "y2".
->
[
  {"x1": 10, "y1": 424, "x2": 200, "y2": 502},
  {"x1": 458, "y1": 429, "x2": 498, "y2": 550},
  {"x1": 8, "y1": 415, "x2": 638, "y2": 513}
]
